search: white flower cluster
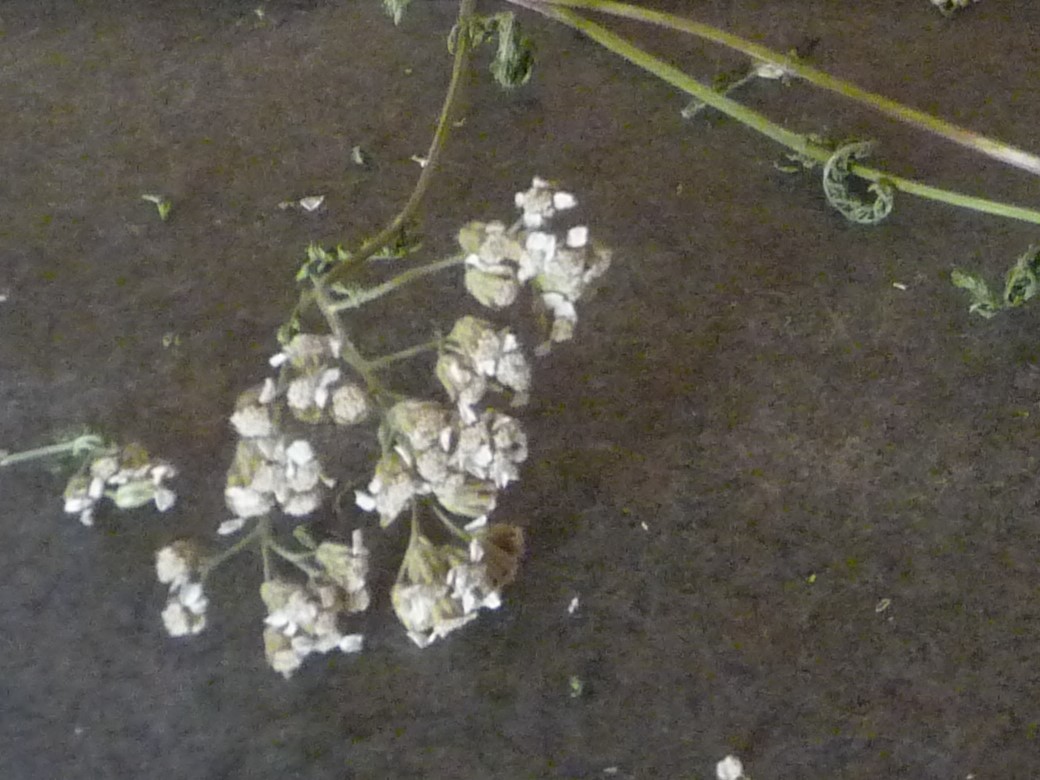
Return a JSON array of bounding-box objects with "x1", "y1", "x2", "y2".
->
[
  {"x1": 261, "y1": 531, "x2": 369, "y2": 678},
  {"x1": 460, "y1": 177, "x2": 611, "y2": 349},
  {"x1": 355, "y1": 399, "x2": 527, "y2": 527},
  {"x1": 267, "y1": 334, "x2": 372, "y2": 426},
  {"x1": 223, "y1": 434, "x2": 332, "y2": 534},
  {"x1": 436, "y1": 315, "x2": 531, "y2": 422},
  {"x1": 156, "y1": 542, "x2": 208, "y2": 637},
  {"x1": 392, "y1": 523, "x2": 523, "y2": 648},
  {"x1": 221, "y1": 331, "x2": 376, "y2": 535},
  {"x1": 63, "y1": 445, "x2": 177, "y2": 526}
]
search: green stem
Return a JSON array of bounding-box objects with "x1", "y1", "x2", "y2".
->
[
  {"x1": 322, "y1": 0, "x2": 477, "y2": 289},
  {"x1": 524, "y1": 0, "x2": 1040, "y2": 178},
  {"x1": 200, "y1": 520, "x2": 266, "y2": 582},
  {"x1": 268, "y1": 539, "x2": 321, "y2": 578},
  {"x1": 0, "y1": 434, "x2": 107, "y2": 467},
  {"x1": 430, "y1": 501, "x2": 472, "y2": 542},
  {"x1": 511, "y1": 0, "x2": 1040, "y2": 226},
  {"x1": 397, "y1": 502, "x2": 424, "y2": 584},
  {"x1": 369, "y1": 339, "x2": 441, "y2": 371},
  {"x1": 329, "y1": 254, "x2": 466, "y2": 314}
]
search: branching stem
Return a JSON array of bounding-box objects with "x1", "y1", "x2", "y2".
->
[
  {"x1": 523, "y1": 0, "x2": 1040, "y2": 178},
  {"x1": 511, "y1": 0, "x2": 1040, "y2": 226}
]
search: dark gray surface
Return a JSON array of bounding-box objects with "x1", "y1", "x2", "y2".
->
[{"x1": 2, "y1": 1, "x2": 1040, "y2": 777}]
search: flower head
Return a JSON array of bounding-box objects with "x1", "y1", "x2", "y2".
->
[{"x1": 260, "y1": 579, "x2": 364, "y2": 679}]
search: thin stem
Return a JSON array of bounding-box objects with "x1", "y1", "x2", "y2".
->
[
  {"x1": 310, "y1": 278, "x2": 391, "y2": 403},
  {"x1": 397, "y1": 502, "x2": 423, "y2": 584},
  {"x1": 322, "y1": 0, "x2": 478, "y2": 289},
  {"x1": 200, "y1": 521, "x2": 266, "y2": 582},
  {"x1": 328, "y1": 254, "x2": 466, "y2": 313},
  {"x1": 524, "y1": 0, "x2": 1040, "y2": 178},
  {"x1": 268, "y1": 539, "x2": 321, "y2": 578},
  {"x1": 511, "y1": 0, "x2": 1040, "y2": 226},
  {"x1": 0, "y1": 434, "x2": 107, "y2": 467},
  {"x1": 430, "y1": 501, "x2": 472, "y2": 542},
  {"x1": 368, "y1": 339, "x2": 441, "y2": 371}
]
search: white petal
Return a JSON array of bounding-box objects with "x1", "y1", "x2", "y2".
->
[
  {"x1": 339, "y1": 634, "x2": 364, "y2": 653},
  {"x1": 565, "y1": 225, "x2": 588, "y2": 248},
  {"x1": 153, "y1": 488, "x2": 177, "y2": 512},
  {"x1": 218, "y1": 517, "x2": 247, "y2": 536},
  {"x1": 553, "y1": 191, "x2": 577, "y2": 210},
  {"x1": 259, "y1": 377, "x2": 278, "y2": 404},
  {"x1": 299, "y1": 195, "x2": 325, "y2": 212},
  {"x1": 716, "y1": 755, "x2": 745, "y2": 780},
  {"x1": 286, "y1": 439, "x2": 315, "y2": 465}
]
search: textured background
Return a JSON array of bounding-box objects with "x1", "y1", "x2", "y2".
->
[{"x1": 2, "y1": 1, "x2": 1039, "y2": 777}]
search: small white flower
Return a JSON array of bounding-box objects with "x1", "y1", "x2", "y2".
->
[
  {"x1": 89, "y1": 456, "x2": 120, "y2": 481},
  {"x1": 161, "y1": 581, "x2": 208, "y2": 638},
  {"x1": 156, "y1": 544, "x2": 192, "y2": 588},
  {"x1": 330, "y1": 383, "x2": 371, "y2": 426},
  {"x1": 230, "y1": 404, "x2": 274, "y2": 438},
  {"x1": 286, "y1": 439, "x2": 315, "y2": 465},
  {"x1": 515, "y1": 177, "x2": 576, "y2": 228},
  {"x1": 356, "y1": 451, "x2": 419, "y2": 527},
  {"x1": 260, "y1": 580, "x2": 362, "y2": 678},
  {"x1": 280, "y1": 489, "x2": 322, "y2": 517},
  {"x1": 225, "y1": 485, "x2": 274, "y2": 518},
  {"x1": 716, "y1": 755, "x2": 745, "y2": 780},
  {"x1": 387, "y1": 400, "x2": 452, "y2": 454},
  {"x1": 565, "y1": 225, "x2": 588, "y2": 248}
]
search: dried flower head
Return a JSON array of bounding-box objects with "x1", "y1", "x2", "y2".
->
[
  {"x1": 260, "y1": 579, "x2": 364, "y2": 679},
  {"x1": 63, "y1": 445, "x2": 177, "y2": 526}
]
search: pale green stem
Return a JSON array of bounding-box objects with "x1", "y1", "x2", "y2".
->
[
  {"x1": 511, "y1": 0, "x2": 1040, "y2": 226},
  {"x1": 368, "y1": 339, "x2": 441, "y2": 371},
  {"x1": 0, "y1": 434, "x2": 107, "y2": 466},
  {"x1": 291, "y1": 0, "x2": 476, "y2": 327},
  {"x1": 397, "y1": 502, "x2": 424, "y2": 584},
  {"x1": 430, "y1": 501, "x2": 471, "y2": 542},
  {"x1": 328, "y1": 254, "x2": 466, "y2": 314},
  {"x1": 322, "y1": 0, "x2": 477, "y2": 289},
  {"x1": 267, "y1": 539, "x2": 321, "y2": 578},
  {"x1": 524, "y1": 0, "x2": 1040, "y2": 178},
  {"x1": 310, "y1": 278, "x2": 391, "y2": 403},
  {"x1": 200, "y1": 520, "x2": 267, "y2": 582}
]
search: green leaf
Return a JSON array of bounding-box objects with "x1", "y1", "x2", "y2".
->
[
  {"x1": 1002, "y1": 244, "x2": 1040, "y2": 308},
  {"x1": 489, "y1": 13, "x2": 534, "y2": 89},
  {"x1": 951, "y1": 269, "x2": 1003, "y2": 319}
]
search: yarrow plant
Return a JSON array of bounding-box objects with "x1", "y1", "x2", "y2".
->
[
  {"x1": 4, "y1": 0, "x2": 1038, "y2": 680},
  {"x1": 171, "y1": 175, "x2": 608, "y2": 674}
]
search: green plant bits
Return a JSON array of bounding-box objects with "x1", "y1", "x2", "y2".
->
[
  {"x1": 1002, "y1": 245, "x2": 1040, "y2": 308},
  {"x1": 822, "y1": 142, "x2": 894, "y2": 225},
  {"x1": 489, "y1": 12, "x2": 534, "y2": 89},
  {"x1": 951, "y1": 270, "x2": 1003, "y2": 319}
]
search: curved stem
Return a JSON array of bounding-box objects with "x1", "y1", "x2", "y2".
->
[
  {"x1": 523, "y1": 0, "x2": 1040, "y2": 178},
  {"x1": 200, "y1": 521, "x2": 267, "y2": 582},
  {"x1": 368, "y1": 339, "x2": 441, "y2": 371},
  {"x1": 0, "y1": 434, "x2": 108, "y2": 467},
  {"x1": 430, "y1": 501, "x2": 472, "y2": 542},
  {"x1": 328, "y1": 254, "x2": 466, "y2": 313},
  {"x1": 512, "y1": 0, "x2": 1040, "y2": 226},
  {"x1": 323, "y1": 0, "x2": 478, "y2": 288},
  {"x1": 268, "y1": 539, "x2": 322, "y2": 578}
]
